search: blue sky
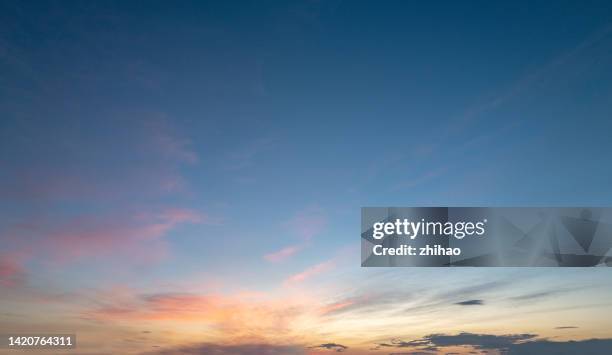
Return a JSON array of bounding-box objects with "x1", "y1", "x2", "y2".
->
[{"x1": 1, "y1": 1, "x2": 612, "y2": 354}]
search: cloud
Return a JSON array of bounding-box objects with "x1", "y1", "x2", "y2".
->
[
  {"x1": 46, "y1": 207, "x2": 206, "y2": 264},
  {"x1": 284, "y1": 260, "x2": 335, "y2": 285},
  {"x1": 319, "y1": 290, "x2": 414, "y2": 317},
  {"x1": 0, "y1": 207, "x2": 209, "y2": 272},
  {"x1": 316, "y1": 278, "x2": 513, "y2": 321},
  {"x1": 284, "y1": 208, "x2": 327, "y2": 240},
  {"x1": 309, "y1": 343, "x2": 348, "y2": 352},
  {"x1": 508, "y1": 339, "x2": 612, "y2": 354},
  {"x1": 142, "y1": 343, "x2": 304, "y2": 355},
  {"x1": 88, "y1": 292, "x2": 230, "y2": 322},
  {"x1": 377, "y1": 332, "x2": 538, "y2": 352},
  {"x1": 224, "y1": 138, "x2": 274, "y2": 171},
  {"x1": 0, "y1": 112, "x2": 210, "y2": 279},
  {"x1": 264, "y1": 245, "x2": 302, "y2": 263},
  {"x1": 265, "y1": 208, "x2": 327, "y2": 263},
  {"x1": 424, "y1": 332, "x2": 537, "y2": 349},
  {"x1": 83, "y1": 289, "x2": 310, "y2": 340},
  {"x1": 376, "y1": 335, "x2": 612, "y2": 354},
  {"x1": 554, "y1": 326, "x2": 578, "y2": 329},
  {"x1": 0, "y1": 113, "x2": 199, "y2": 202},
  {"x1": 392, "y1": 166, "x2": 449, "y2": 191},
  {"x1": 319, "y1": 299, "x2": 358, "y2": 316},
  {"x1": 375, "y1": 338, "x2": 430, "y2": 349},
  {"x1": 455, "y1": 299, "x2": 485, "y2": 306},
  {"x1": 509, "y1": 289, "x2": 572, "y2": 302},
  {"x1": 145, "y1": 116, "x2": 199, "y2": 165},
  {"x1": 0, "y1": 256, "x2": 25, "y2": 287}
]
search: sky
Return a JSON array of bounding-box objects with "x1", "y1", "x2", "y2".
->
[{"x1": 1, "y1": 1, "x2": 612, "y2": 354}]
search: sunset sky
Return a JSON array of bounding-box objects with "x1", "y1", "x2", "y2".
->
[{"x1": 2, "y1": 1, "x2": 612, "y2": 354}]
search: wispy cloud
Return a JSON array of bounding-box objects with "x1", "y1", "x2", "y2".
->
[
  {"x1": 1, "y1": 207, "x2": 209, "y2": 269},
  {"x1": 508, "y1": 288, "x2": 574, "y2": 302},
  {"x1": 142, "y1": 343, "x2": 305, "y2": 355},
  {"x1": 264, "y1": 245, "x2": 302, "y2": 263},
  {"x1": 318, "y1": 278, "x2": 512, "y2": 320},
  {"x1": 0, "y1": 256, "x2": 26, "y2": 288},
  {"x1": 264, "y1": 208, "x2": 327, "y2": 263},
  {"x1": 391, "y1": 166, "x2": 449, "y2": 191},
  {"x1": 82, "y1": 288, "x2": 309, "y2": 336},
  {"x1": 319, "y1": 299, "x2": 358, "y2": 316},
  {"x1": 284, "y1": 260, "x2": 335, "y2": 286},
  {"x1": 224, "y1": 137, "x2": 274, "y2": 171},
  {"x1": 283, "y1": 208, "x2": 327, "y2": 240},
  {"x1": 0, "y1": 110, "x2": 213, "y2": 282},
  {"x1": 48, "y1": 208, "x2": 205, "y2": 263},
  {"x1": 145, "y1": 114, "x2": 199, "y2": 165}
]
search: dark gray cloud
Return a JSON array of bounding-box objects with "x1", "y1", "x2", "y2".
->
[
  {"x1": 309, "y1": 343, "x2": 348, "y2": 352},
  {"x1": 376, "y1": 333, "x2": 612, "y2": 354},
  {"x1": 142, "y1": 343, "x2": 304, "y2": 355},
  {"x1": 554, "y1": 326, "x2": 578, "y2": 329},
  {"x1": 508, "y1": 339, "x2": 612, "y2": 354},
  {"x1": 455, "y1": 299, "x2": 485, "y2": 306},
  {"x1": 376, "y1": 332, "x2": 537, "y2": 352}
]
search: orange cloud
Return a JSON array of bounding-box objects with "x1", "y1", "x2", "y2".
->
[{"x1": 83, "y1": 290, "x2": 315, "y2": 343}]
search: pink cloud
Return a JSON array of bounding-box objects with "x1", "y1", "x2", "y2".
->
[
  {"x1": 0, "y1": 115, "x2": 211, "y2": 288},
  {"x1": 0, "y1": 255, "x2": 26, "y2": 288},
  {"x1": 319, "y1": 299, "x2": 355, "y2": 316},
  {"x1": 0, "y1": 208, "x2": 211, "y2": 268},
  {"x1": 46, "y1": 208, "x2": 207, "y2": 264},
  {"x1": 152, "y1": 127, "x2": 199, "y2": 165},
  {"x1": 284, "y1": 209, "x2": 327, "y2": 240},
  {"x1": 284, "y1": 260, "x2": 335, "y2": 285},
  {"x1": 0, "y1": 114, "x2": 199, "y2": 204},
  {"x1": 264, "y1": 208, "x2": 327, "y2": 263},
  {"x1": 145, "y1": 114, "x2": 199, "y2": 165},
  {"x1": 264, "y1": 245, "x2": 302, "y2": 263}
]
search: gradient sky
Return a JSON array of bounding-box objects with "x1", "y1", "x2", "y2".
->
[{"x1": 2, "y1": 1, "x2": 612, "y2": 354}]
